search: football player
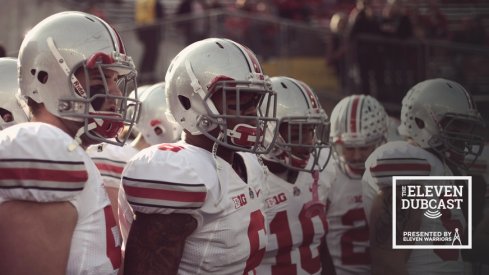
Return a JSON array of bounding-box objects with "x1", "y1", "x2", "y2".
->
[
  {"x1": 120, "y1": 38, "x2": 279, "y2": 274},
  {"x1": 362, "y1": 78, "x2": 486, "y2": 274},
  {"x1": 325, "y1": 94, "x2": 388, "y2": 275},
  {"x1": 0, "y1": 57, "x2": 28, "y2": 130},
  {"x1": 88, "y1": 82, "x2": 183, "y2": 245},
  {"x1": 0, "y1": 11, "x2": 139, "y2": 274},
  {"x1": 252, "y1": 76, "x2": 334, "y2": 274}
]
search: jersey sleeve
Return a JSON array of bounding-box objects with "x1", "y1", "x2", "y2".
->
[
  {"x1": 121, "y1": 144, "x2": 208, "y2": 217},
  {"x1": 0, "y1": 123, "x2": 87, "y2": 203},
  {"x1": 364, "y1": 141, "x2": 435, "y2": 189}
]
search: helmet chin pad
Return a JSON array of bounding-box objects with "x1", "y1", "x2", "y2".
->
[
  {"x1": 89, "y1": 113, "x2": 123, "y2": 138},
  {"x1": 290, "y1": 153, "x2": 308, "y2": 169}
]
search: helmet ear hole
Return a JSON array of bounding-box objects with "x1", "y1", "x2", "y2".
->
[
  {"x1": 415, "y1": 117, "x2": 425, "y2": 129},
  {"x1": 154, "y1": 126, "x2": 163, "y2": 136},
  {"x1": 37, "y1": 71, "x2": 48, "y2": 84},
  {"x1": 178, "y1": 95, "x2": 191, "y2": 110}
]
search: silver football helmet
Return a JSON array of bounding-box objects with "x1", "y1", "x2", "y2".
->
[
  {"x1": 398, "y1": 78, "x2": 485, "y2": 168},
  {"x1": 0, "y1": 58, "x2": 29, "y2": 130},
  {"x1": 262, "y1": 76, "x2": 331, "y2": 172},
  {"x1": 18, "y1": 11, "x2": 140, "y2": 146},
  {"x1": 330, "y1": 94, "x2": 388, "y2": 176},
  {"x1": 133, "y1": 82, "x2": 182, "y2": 145},
  {"x1": 165, "y1": 38, "x2": 278, "y2": 154}
]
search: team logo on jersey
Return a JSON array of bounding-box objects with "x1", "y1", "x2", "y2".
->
[
  {"x1": 392, "y1": 176, "x2": 472, "y2": 249},
  {"x1": 293, "y1": 186, "x2": 301, "y2": 196},
  {"x1": 249, "y1": 187, "x2": 255, "y2": 199},
  {"x1": 232, "y1": 193, "x2": 248, "y2": 209}
]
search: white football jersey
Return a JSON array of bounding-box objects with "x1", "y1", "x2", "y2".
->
[
  {"x1": 86, "y1": 142, "x2": 139, "y2": 188},
  {"x1": 0, "y1": 122, "x2": 121, "y2": 274},
  {"x1": 121, "y1": 142, "x2": 268, "y2": 274},
  {"x1": 252, "y1": 160, "x2": 329, "y2": 275},
  {"x1": 323, "y1": 158, "x2": 371, "y2": 275},
  {"x1": 86, "y1": 142, "x2": 140, "y2": 243},
  {"x1": 362, "y1": 140, "x2": 465, "y2": 274}
]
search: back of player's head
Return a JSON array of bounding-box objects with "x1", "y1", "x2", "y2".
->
[
  {"x1": 18, "y1": 11, "x2": 140, "y2": 145},
  {"x1": 399, "y1": 78, "x2": 485, "y2": 168},
  {"x1": 0, "y1": 58, "x2": 29, "y2": 130},
  {"x1": 262, "y1": 76, "x2": 331, "y2": 172},
  {"x1": 165, "y1": 37, "x2": 278, "y2": 154},
  {"x1": 132, "y1": 82, "x2": 182, "y2": 145}
]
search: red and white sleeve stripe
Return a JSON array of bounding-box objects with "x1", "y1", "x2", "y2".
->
[
  {"x1": 0, "y1": 158, "x2": 87, "y2": 201},
  {"x1": 369, "y1": 157, "x2": 432, "y2": 188},
  {"x1": 122, "y1": 176, "x2": 207, "y2": 213}
]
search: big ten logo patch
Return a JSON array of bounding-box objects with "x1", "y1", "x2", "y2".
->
[
  {"x1": 392, "y1": 176, "x2": 472, "y2": 249},
  {"x1": 232, "y1": 193, "x2": 248, "y2": 209},
  {"x1": 265, "y1": 192, "x2": 287, "y2": 208}
]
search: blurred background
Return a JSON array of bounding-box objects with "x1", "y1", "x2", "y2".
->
[{"x1": 1, "y1": 0, "x2": 488, "y2": 121}]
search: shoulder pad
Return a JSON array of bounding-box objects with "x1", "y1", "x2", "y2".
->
[
  {"x1": 365, "y1": 141, "x2": 439, "y2": 189},
  {"x1": 87, "y1": 143, "x2": 139, "y2": 187},
  {"x1": 122, "y1": 143, "x2": 210, "y2": 214},
  {"x1": 0, "y1": 123, "x2": 88, "y2": 202}
]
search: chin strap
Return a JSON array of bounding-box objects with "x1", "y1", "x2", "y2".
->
[
  {"x1": 303, "y1": 170, "x2": 324, "y2": 218},
  {"x1": 68, "y1": 122, "x2": 98, "y2": 151},
  {"x1": 212, "y1": 132, "x2": 225, "y2": 205},
  {"x1": 290, "y1": 153, "x2": 308, "y2": 169},
  {"x1": 256, "y1": 153, "x2": 271, "y2": 199},
  {"x1": 88, "y1": 112, "x2": 124, "y2": 139}
]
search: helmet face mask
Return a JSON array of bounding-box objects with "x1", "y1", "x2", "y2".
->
[
  {"x1": 18, "y1": 11, "x2": 141, "y2": 146},
  {"x1": 399, "y1": 78, "x2": 485, "y2": 170},
  {"x1": 271, "y1": 117, "x2": 331, "y2": 172},
  {"x1": 262, "y1": 77, "x2": 331, "y2": 172},
  {"x1": 165, "y1": 38, "x2": 279, "y2": 154},
  {"x1": 58, "y1": 56, "x2": 140, "y2": 145},
  {"x1": 431, "y1": 112, "x2": 485, "y2": 168},
  {"x1": 199, "y1": 79, "x2": 278, "y2": 153}
]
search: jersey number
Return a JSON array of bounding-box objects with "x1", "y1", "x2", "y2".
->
[
  {"x1": 104, "y1": 206, "x2": 122, "y2": 269},
  {"x1": 158, "y1": 144, "x2": 184, "y2": 152},
  {"x1": 433, "y1": 205, "x2": 464, "y2": 261},
  {"x1": 340, "y1": 208, "x2": 370, "y2": 265},
  {"x1": 245, "y1": 210, "x2": 267, "y2": 274},
  {"x1": 268, "y1": 206, "x2": 327, "y2": 274}
]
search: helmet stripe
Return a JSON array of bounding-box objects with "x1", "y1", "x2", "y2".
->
[
  {"x1": 349, "y1": 95, "x2": 361, "y2": 134},
  {"x1": 298, "y1": 81, "x2": 319, "y2": 109},
  {"x1": 112, "y1": 27, "x2": 126, "y2": 54},
  {"x1": 96, "y1": 15, "x2": 125, "y2": 54},
  {"x1": 242, "y1": 46, "x2": 262, "y2": 74},
  {"x1": 228, "y1": 39, "x2": 262, "y2": 75}
]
